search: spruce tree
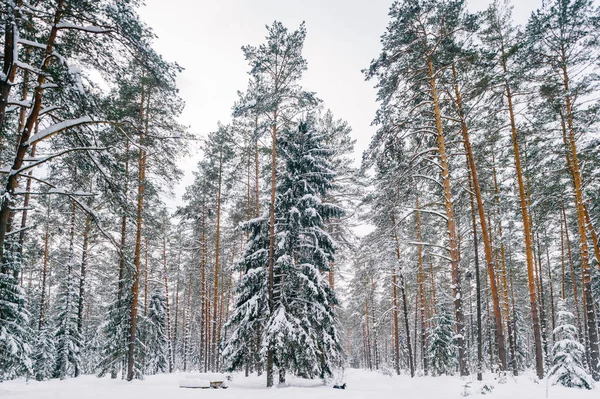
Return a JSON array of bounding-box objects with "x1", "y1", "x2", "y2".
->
[
  {"x1": 0, "y1": 273, "x2": 32, "y2": 380},
  {"x1": 428, "y1": 306, "x2": 458, "y2": 377},
  {"x1": 549, "y1": 300, "x2": 593, "y2": 389},
  {"x1": 144, "y1": 291, "x2": 168, "y2": 375},
  {"x1": 263, "y1": 117, "x2": 342, "y2": 383}
]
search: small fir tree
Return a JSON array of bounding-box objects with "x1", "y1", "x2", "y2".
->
[{"x1": 549, "y1": 300, "x2": 593, "y2": 389}]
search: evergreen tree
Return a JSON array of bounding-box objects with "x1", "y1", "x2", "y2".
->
[
  {"x1": 0, "y1": 273, "x2": 32, "y2": 381},
  {"x1": 549, "y1": 300, "x2": 593, "y2": 389},
  {"x1": 428, "y1": 307, "x2": 457, "y2": 376},
  {"x1": 144, "y1": 291, "x2": 168, "y2": 375},
  {"x1": 263, "y1": 117, "x2": 342, "y2": 382},
  {"x1": 33, "y1": 327, "x2": 56, "y2": 381}
]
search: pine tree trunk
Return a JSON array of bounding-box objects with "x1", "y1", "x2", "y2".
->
[
  {"x1": 118, "y1": 140, "x2": 130, "y2": 306},
  {"x1": 427, "y1": 58, "x2": 467, "y2": 376},
  {"x1": 416, "y1": 200, "x2": 428, "y2": 375},
  {"x1": 212, "y1": 153, "x2": 223, "y2": 371},
  {"x1": 452, "y1": 64, "x2": 506, "y2": 371},
  {"x1": 163, "y1": 233, "x2": 173, "y2": 373},
  {"x1": 0, "y1": 1, "x2": 20, "y2": 131},
  {"x1": 491, "y1": 157, "x2": 518, "y2": 376},
  {"x1": 535, "y1": 233, "x2": 550, "y2": 369},
  {"x1": 77, "y1": 210, "x2": 91, "y2": 335},
  {"x1": 502, "y1": 55, "x2": 544, "y2": 379},
  {"x1": 200, "y1": 205, "x2": 206, "y2": 371},
  {"x1": 392, "y1": 215, "x2": 414, "y2": 377},
  {"x1": 583, "y1": 205, "x2": 600, "y2": 270},
  {"x1": 563, "y1": 204, "x2": 583, "y2": 341},
  {"x1": 560, "y1": 60, "x2": 599, "y2": 379},
  {"x1": 467, "y1": 172, "x2": 483, "y2": 381},
  {"x1": 144, "y1": 236, "x2": 149, "y2": 317},
  {"x1": 266, "y1": 110, "x2": 278, "y2": 387},
  {"x1": 391, "y1": 225, "x2": 401, "y2": 375},
  {"x1": 126, "y1": 83, "x2": 148, "y2": 382},
  {"x1": 38, "y1": 201, "x2": 51, "y2": 331}
]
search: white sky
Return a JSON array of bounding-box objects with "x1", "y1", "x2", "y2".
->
[{"x1": 138, "y1": 0, "x2": 542, "y2": 206}]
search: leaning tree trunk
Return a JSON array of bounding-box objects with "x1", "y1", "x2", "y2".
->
[
  {"x1": 502, "y1": 52, "x2": 544, "y2": 379},
  {"x1": 452, "y1": 64, "x2": 506, "y2": 371},
  {"x1": 560, "y1": 61, "x2": 599, "y2": 379}
]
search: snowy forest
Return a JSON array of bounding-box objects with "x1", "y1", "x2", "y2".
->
[{"x1": 1, "y1": 0, "x2": 600, "y2": 397}]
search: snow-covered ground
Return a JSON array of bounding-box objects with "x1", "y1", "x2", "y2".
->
[{"x1": 0, "y1": 369, "x2": 597, "y2": 399}]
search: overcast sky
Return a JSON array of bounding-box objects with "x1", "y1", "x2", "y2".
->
[{"x1": 137, "y1": 0, "x2": 542, "y2": 206}]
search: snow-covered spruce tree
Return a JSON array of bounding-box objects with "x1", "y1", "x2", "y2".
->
[
  {"x1": 222, "y1": 214, "x2": 270, "y2": 374},
  {"x1": 96, "y1": 295, "x2": 130, "y2": 379},
  {"x1": 0, "y1": 272, "x2": 32, "y2": 381},
  {"x1": 144, "y1": 291, "x2": 168, "y2": 375},
  {"x1": 549, "y1": 300, "x2": 593, "y2": 389},
  {"x1": 33, "y1": 327, "x2": 56, "y2": 381},
  {"x1": 428, "y1": 306, "x2": 457, "y2": 376},
  {"x1": 263, "y1": 117, "x2": 343, "y2": 383},
  {"x1": 239, "y1": 21, "x2": 319, "y2": 386},
  {"x1": 53, "y1": 260, "x2": 82, "y2": 379}
]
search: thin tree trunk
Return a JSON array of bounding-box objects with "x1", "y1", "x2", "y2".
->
[
  {"x1": 163, "y1": 232, "x2": 173, "y2": 373},
  {"x1": 144, "y1": 236, "x2": 149, "y2": 317},
  {"x1": 392, "y1": 215, "x2": 414, "y2": 377},
  {"x1": 38, "y1": 201, "x2": 51, "y2": 330},
  {"x1": 212, "y1": 152, "x2": 224, "y2": 371},
  {"x1": 563, "y1": 204, "x2": 583, "y2": 341},
  {"x1": 416, "y1": 199, "x2": 428, "y2": 375},
  {"x1": 118, "y1": 140, "x2": 130, "y2": 305},
  {"x1": 77, "y1": 209, "x2": 91, "y2": 335},
  {"x1": 266, "y1": 108, "x2": 278, "y2": 387},
  {"x1": 467, "y1": 171, "x2": 483, "y2": 381}
]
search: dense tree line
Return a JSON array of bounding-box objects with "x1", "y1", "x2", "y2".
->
[{"x1": 355, "y1": 0, "x2": 600, "y2": 388}]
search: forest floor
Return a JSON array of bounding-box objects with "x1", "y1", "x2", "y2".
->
[{"x1": 0, "y1": 368, "x2": 597, "y2": 399}]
